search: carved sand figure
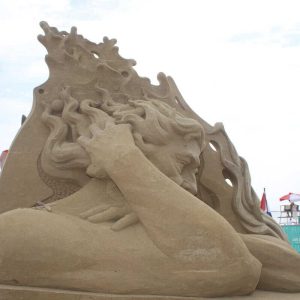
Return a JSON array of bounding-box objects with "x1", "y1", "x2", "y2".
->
[{"x1": 0, "y1": 22, "x2": 299, "y2": 298}]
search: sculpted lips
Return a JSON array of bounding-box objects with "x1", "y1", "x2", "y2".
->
[
  {"x1": 181, "y1": 180, "x2": 197, "y2": 195},
  {"x1": 169, "y1": 176, "x2": 197, "y2": 195}
]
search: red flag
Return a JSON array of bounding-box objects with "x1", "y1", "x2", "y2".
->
[
  {"x1": 260, "y1": 188, "x2": 272, "y2": 216},
  {"x1": 260, "y1": 189, "x2": 267, "y2": 211}
]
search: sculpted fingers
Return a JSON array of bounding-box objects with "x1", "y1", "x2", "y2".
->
[
  {"x1": 86, "y1": 163, "x2": 106, "y2": 178},
  {"x1": 81, "y1": 204, "x2": 138, "y2": 230},
  {"x1": 89, "y1": 124, "x2": 102, "y2": 136},
  {"x1": 104, "y1": 122, "x2": 132, "y2": 135},
  {"x1": 111, "y1": 212, "x2": 139, "y2": 231},
  {"x1": 104, "y1": 118, "x2": 115, "y2": 128},
  {"x1": 77, "y1": 136, "x2": 91, "y2": 149},
  {"x1": 80, "y1": 205, "x2": 108, "y2": 219},
  {"x1": 87, "y1": 206, "x2": 123, "y2": 223}
]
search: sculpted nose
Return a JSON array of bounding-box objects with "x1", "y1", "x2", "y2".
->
[
  {"x1": 181, "y1": 181, "x2": 197, "y2": 195},
  {"x1": 169, "y1": 175, "x2": 184, "y2": 187}
]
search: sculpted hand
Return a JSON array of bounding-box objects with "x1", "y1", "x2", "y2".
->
[
  {"x1": 77, "y1": 123, "x2": 136, "y2": 178},
  {"x1": 80, "y1": 203, "x2": 139, "y2": 231}
]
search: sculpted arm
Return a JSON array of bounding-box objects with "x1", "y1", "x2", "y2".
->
[{"x1": 78, "y1": 124, "x2": 260, "y2": 271}]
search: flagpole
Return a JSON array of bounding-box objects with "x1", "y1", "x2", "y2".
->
[{"x1": 265, "y1": 188, "x2": 269, "y2": 213}]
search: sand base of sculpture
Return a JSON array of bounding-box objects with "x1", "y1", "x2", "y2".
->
[{"x1": 0, "y1": 285, "x2": 299, "y2": 300}]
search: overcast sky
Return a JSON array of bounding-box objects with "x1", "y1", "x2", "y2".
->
[{"x1": 0, "y1": 0, "x2": 299, "y2": 215}]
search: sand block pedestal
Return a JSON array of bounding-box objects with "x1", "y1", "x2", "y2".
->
[{"x1": 1, "y1": 285, "x2": 300, "y2": 300}]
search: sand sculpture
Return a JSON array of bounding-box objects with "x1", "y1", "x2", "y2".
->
[{"x1": 0, "y1": 22, "x2": 299, "y2": 299}]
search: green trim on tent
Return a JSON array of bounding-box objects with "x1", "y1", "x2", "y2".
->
[{"x1": 282, "y1": 225, "x2": 300, "y2": 253}]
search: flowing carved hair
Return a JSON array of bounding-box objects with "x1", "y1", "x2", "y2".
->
[{"x1": 41, "y1": 87, "x2": 205, "y2": 171}]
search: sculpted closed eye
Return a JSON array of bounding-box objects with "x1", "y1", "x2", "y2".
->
[
  {"x1": 176, "y1": 161, "x2": 185, "y2": 173},
  {"x1": 175, "y1": 154, "x2": 191, "y2": 165},
  {"x1": 175, "y1": 155, "x2": 191, "y2": 172}
]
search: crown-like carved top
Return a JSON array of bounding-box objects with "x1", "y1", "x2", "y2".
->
[
  {"x1": 38, "y1": 21, "x2": 189, "y2": 113},
  {"x1": 38, "y1": 21, "x2": 136, "y2": 78}
]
